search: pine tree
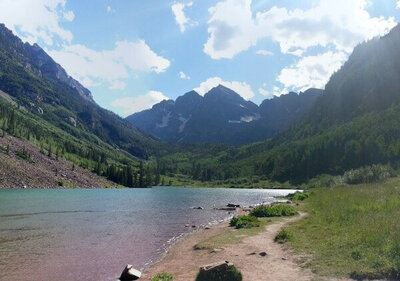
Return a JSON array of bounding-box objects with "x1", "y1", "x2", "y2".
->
[
  {"x1": 139, "y1": 161, "x2": 144, "y2": 187},
  {"x1": 48, "y1": 144, "x2": 52, "y2": 158}
]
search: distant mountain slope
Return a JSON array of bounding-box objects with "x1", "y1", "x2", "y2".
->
[
  {"x1": 0, "y1": 23, "x2": 160, "y2": 159},
  {"x1": 234, "y1": 24, "x2": 400, "y2": 182},
  {"x1": 127, "y1": 85, "x2": 322, "y2": 145},
  {"x1": 304, "y1": 24, "x2": 400, "y2": 127}
]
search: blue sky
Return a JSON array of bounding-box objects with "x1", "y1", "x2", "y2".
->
[{"x1": 0, "y1": 0, "x2": 399, "y2": 116}]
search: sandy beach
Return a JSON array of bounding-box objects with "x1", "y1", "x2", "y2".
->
[{"x1": 142, "y1": 212, "x2": 329, "y2": 281}]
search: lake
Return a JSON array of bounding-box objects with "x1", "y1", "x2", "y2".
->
[{"x1": 0, "y1": 187, "x2": 297, "y2": 281}]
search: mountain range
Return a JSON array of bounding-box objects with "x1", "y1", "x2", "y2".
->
[
  {"x1": 127, "y1": 85, "x2": 322, "y2": 145},
  {"x1": 1, "y1": 21, "x2": 400, "y2": 187}
]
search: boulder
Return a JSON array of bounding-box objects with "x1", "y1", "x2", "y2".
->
[
  {"x1": 199, "y1": 261, "x2": 233, "y2": 273},
  {"x1": 119, "y1": 264, "x2": 141, "y2": 281},
  {"x1": 197, "y1": 261, "x2": 242, "y2": 281}
]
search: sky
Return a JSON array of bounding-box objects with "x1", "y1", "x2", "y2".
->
[{"x1": 0, "y1": 0, "x2": 399, "y2": 117}]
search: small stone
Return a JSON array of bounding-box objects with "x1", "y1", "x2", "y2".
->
[
  {"x1": 192, "y1": 225, "x2": 196, "y2": 228},
  {"x1": 185, "y1": 224, "x2": 189, "y2": 227},
  {"x1": 211, "y1": 248, "x2": 223, "y2": 253},
  {"x1": 282, "y1": 257, "x2": 287, "y2": 261},
  {"x1": 259, "y1": 252, "x2": 267, "y2": 257},
  {"x1": 205, "y1": 226, "x2": 210, "y2": 230}
]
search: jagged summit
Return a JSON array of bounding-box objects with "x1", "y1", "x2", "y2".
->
[{"x1": 127, "y1": 85, "x2": 322, "y2": 145}]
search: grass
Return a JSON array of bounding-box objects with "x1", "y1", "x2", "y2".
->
[
  {"x1": 229, "y1": 215, "x2": 260, "y2": 229},
  {"x1": 287, "y1": 177, "x2": 400, "y2": 279},
  {"x1": 151, "y1": 272, "x2": 174, "y2": 281},
  {"x1": 250, "y1": 204, "x2": 298, "y2": 217},
  {"x1": 194, "y1": 218, "x2": 276, "y2": 250},
  {"x1": 274, "y1": 228, "x2": 293, "y2": 244}
]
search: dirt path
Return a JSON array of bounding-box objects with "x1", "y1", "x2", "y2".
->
[{"x1": 143, "y1": 213, "x2": 346, "y2": 281}]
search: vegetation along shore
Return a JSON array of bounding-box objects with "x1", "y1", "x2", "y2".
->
[{"x1": 144, "y1": 167, "x2": 400, "y2": 281}]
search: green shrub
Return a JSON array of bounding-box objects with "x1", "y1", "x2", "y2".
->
[
  {"x1": 305, "y1": 174, "x2": 343, "y2": 189},
  {"x1": 250, "y1": 204, "x2": 297, "y2": 218},
  {"x1": 286, "y1": 192, "x2": 309, "y2": 201},
  {"x1": 230, "y1": 215, "x2": 260, "y2": 229},
  {"x1": 195, "y1": 265, "x2": 242, "y2": 281},
  {"x1": 151, "y1": 272, "x2": 174, "y2": 281},
  {"x1": 274, "y1": 228, "x2": 293, "y2": 244},
  {"x1": 343, "y1": 164, "x2": 395, "y2": 185}
]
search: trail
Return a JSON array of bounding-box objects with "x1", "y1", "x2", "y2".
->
[{"x1": 143, "y1": 213, "x2": 350, "y2": 281}]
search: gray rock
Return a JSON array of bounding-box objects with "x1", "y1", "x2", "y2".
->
[
  {"x1": 69, "y1": 117, "x2": 77, "y2": 127},
  {"x1": 199, "y1": 261, "x2": 234, "y2": 273},
  {"x1": 119, "y1": 264, "x2": 141, "y2": 281}
]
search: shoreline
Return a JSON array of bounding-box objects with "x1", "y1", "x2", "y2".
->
[{"x1": 142, "y1": 209, "x2": 318, "y2": 281}]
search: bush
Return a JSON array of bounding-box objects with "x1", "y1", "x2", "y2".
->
[
  {"x1": 274, "y1": 228, "x2": 293, "y2": 244},
  {"x1": 305, "y1": 174, "x2": 343, "y2": 189},
  {"x1": 151, "y1": 272, "x2": 174, "y2": 281},
  {"x1": 230, "y1": 215, "x2": 260, "y2": 229},
  {"x1": 343, "y1": 164, "x2": 395, "y2": 185},
  {"x1": 250, "y1": 204, "x2": 297, "y2": 218},
  {"x1": 195, "y1": 265, "x2": 242, "y2": 281},
  {"x1": 286, "y1": 192, "x2": 309, "y2": 201}
]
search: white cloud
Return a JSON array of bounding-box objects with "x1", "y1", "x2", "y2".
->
[
  {"x1": 179, "y1": 71, "x2": 190, "y2": 80},
  {"x1": 397, "y1": 1, "x2": 400, "y2": 9},
  {"x1": 258, "y1": 87, "x2": 271, "y2": 97},
  {"x1": 47, "y1": 40, "x2": 170, "y2": 90},
  {"x1": 0, "y1": 0, "x2": 74, "y2": 46},
  {"x1": 204, "y1": 0, "x2": 396, "y2": 59},
  {"x1": 194, "y1": 77, "x2": 254, "y2": 100},
  {"x1": 277, "y1": 51, "x2": 347, "y2": 92},
  {"x1": 107, "y1": 6, "x2": 116, "y2": 13},
  {"x1": 171, "y1": 2, "x2": 196, "y2": 32},
  {"x1": 63, "y1": 10, "x2": 75, "y2": 21},
  {"x1": 111, "y1": 91, "x2": 169, "y2": 116},
  {"x1": 256, "y1": 49, "x2": 273, "y2": 56},
  {"x1": 110, "y1": 81, "x2": 126, "y2": 91}
]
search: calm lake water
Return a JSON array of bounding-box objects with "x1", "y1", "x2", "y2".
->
[{"x1": 0, "y1": 187, "x2": 297, "y2": 281}]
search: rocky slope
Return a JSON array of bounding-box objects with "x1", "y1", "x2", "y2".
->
[{"x1": 0, "y1": 133, "x2": 117, "y2": 188}]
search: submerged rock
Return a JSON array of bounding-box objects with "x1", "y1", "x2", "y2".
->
[
  {"x1": 226, "y1": 203, "x2": 240, "y2": 208},
  {"x1": 214, "y1": 207, "x2": 236, "y2": 211},
  {"x1": 119, "y1": 264, "x2": 141, "y2": 280}
]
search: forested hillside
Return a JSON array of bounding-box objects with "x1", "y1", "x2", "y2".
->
[{"x1": 0, "y1": 24, "x2": 166, "y2": 187}]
